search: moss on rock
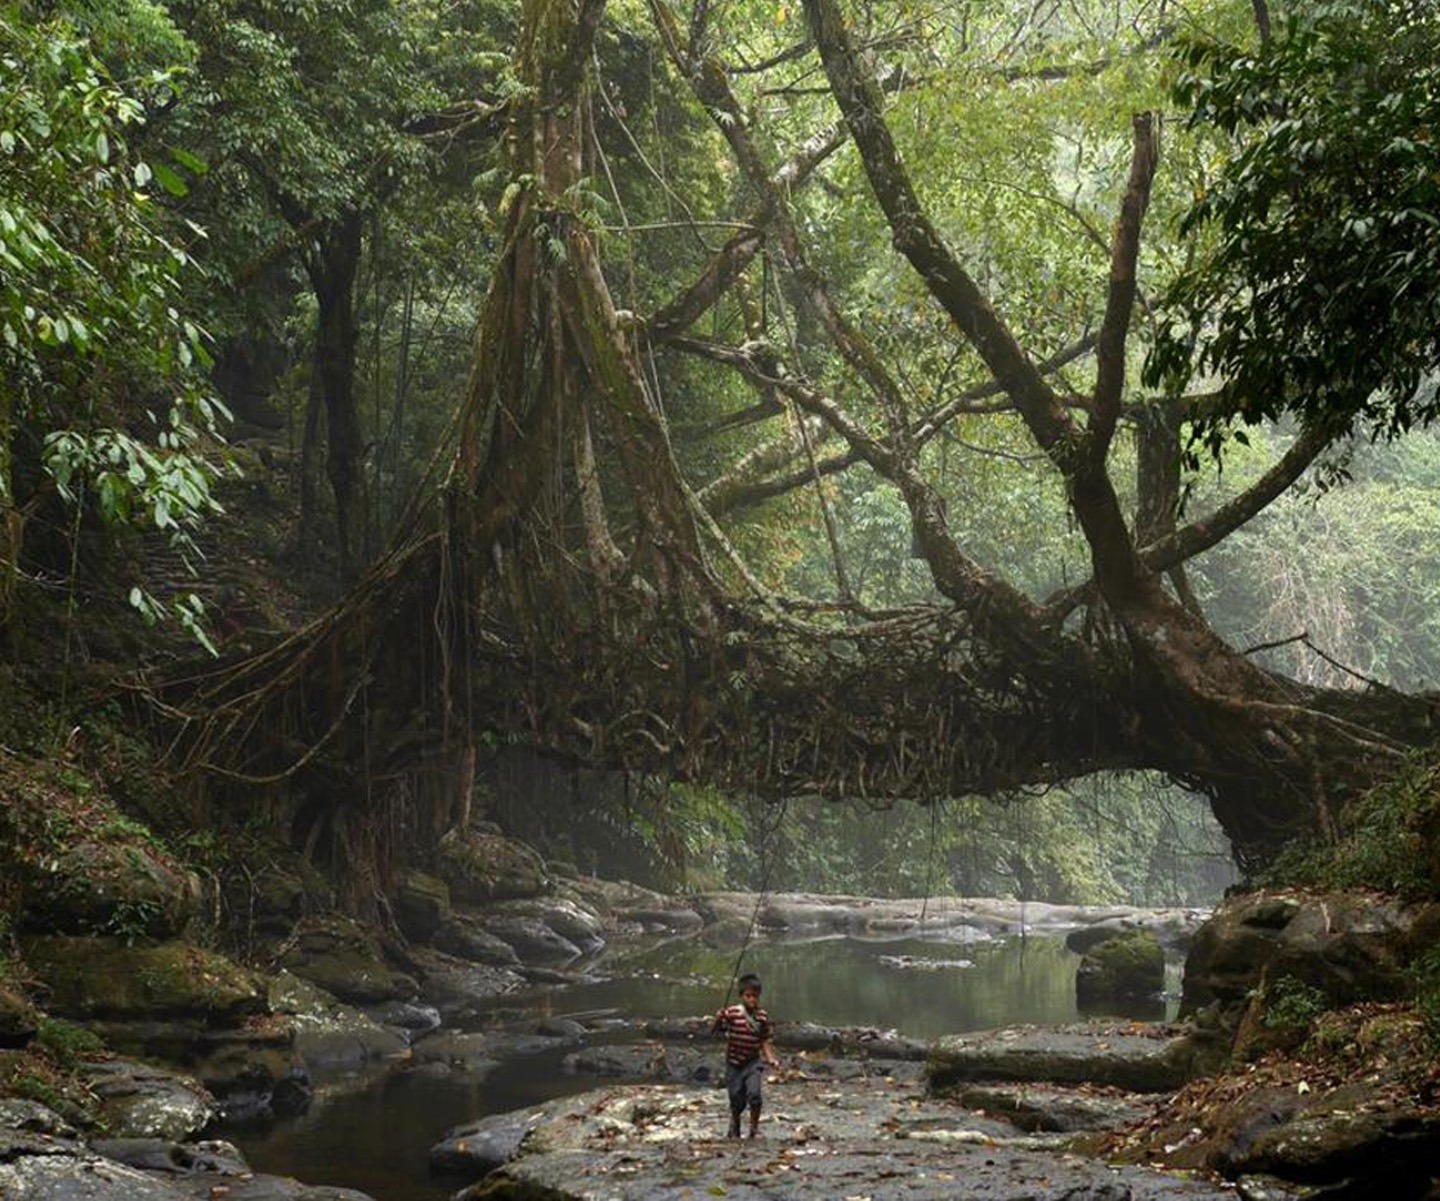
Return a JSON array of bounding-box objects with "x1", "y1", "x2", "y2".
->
[
  {"x1": 22, "y1": 936, "x2": 267, "y2": 1021},
  {"x1": 1075, "y1": 929, "x2": 1164, "y2": 1005}
]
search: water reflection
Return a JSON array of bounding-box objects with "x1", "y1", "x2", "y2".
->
[{"x1": 509, "y1": 932, "x2": 1092, "y2": 1038}]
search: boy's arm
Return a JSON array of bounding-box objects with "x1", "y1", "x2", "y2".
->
[
  {"x1": 760, "y1": 1017, "x2": 779, "y2": 1065},
  {"x1": 711, "y1": 1007, "x2": 728, "y2": 1035}
]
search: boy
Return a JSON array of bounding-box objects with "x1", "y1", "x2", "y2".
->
[{"x1": 712, "y1": 972, "x2": 779, "y2": 1138}]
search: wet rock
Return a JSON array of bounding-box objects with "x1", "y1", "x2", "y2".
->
[
  {"x1": 556, "y1": 877, "x2": 704, "y2": 934},
  {"x1": 12, "y1": 836, "x2": 201, "y2": 941},
  {"x1": 562, "y1": 1042, "x2": 713, "y2": 1082},
  {"x1": 1066, "y1": 924, "x2": 1128, "y2": 954},
  {"x1": 1182, "y1": 890, "x2": 1435, "y2": 1022},
  {"x1": 687, "y1": 893, "x2": 1209, "y2": 947},
  {"x1": 431, "y1": 914, "x2": 521, "y2": 965},
  {"x1": 1233, "y1": 1106, "x2": 1440, "y2": 1189},
  {"x1": 0, "y1": 983, "x2": 38, "y2": 1047},
  {"x1": 0, "y1": 1150, "x2": 189, "y2": 1200},
  {"x1": 269, "y1": 970, "x2": 408, "y2": 1071},
  {"x1": 23, "y1": 936, "x2": 267, "y2": 1022},
  {"x1": 535, "y1": 1017, "x2": 587, "y2": 1039},
  {"x1": 928, "y1": 1022, "x2": 1197, "y2": 1094},
  {"x1": 478, "y1": 914, "x2": 581, "y2": 964},
  {"x1": 465, "y1": 1079, "x2": 1238, "y2": 1200},
  {"x1": 430, "y1": 1111, "x2": 536, "y2": 1180},
  {"x1": 393, "y1": 871, "x2": 451, "y2": 943},
  {"x1": 407, "y1": 1031, "x2": 503, "y2": 1077},
  {"x1": 88, "y1": 1136, "x2": 249, "y2": 1175},
  {"x1": 367, "y1": 998, "x2": 440, "y2": 1035},
  {"x1": 80, "y1": 1058, "x2": 216, "y2": 1140},
  {"x1": 0, "y1": 1097, "x2": 77, "y2": 1137},
  {"x1": 952, "y1": 1082, "x2": 1160, "y2": 1133},
  {"x1": 406, "y1": 947, "x2": 525, "y2": 1011},
  {"x1": 1076, "y1": 929, "x2": 1165, "y2": 1006},
  {"x1": 486, "y1": 897, "x2": 606, "y2": 952},
  {"x1": 437, "y1": 828, "x2": 549, "y2": 903},
  {"x1": 274, "y1": 914, "x2": 418, "y2": 1005}
]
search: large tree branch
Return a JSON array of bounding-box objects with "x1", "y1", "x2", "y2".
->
[
  {"x1": 678, "y1": 333, "x2": 1099, "y2": 515},
  {"x1": 801, "y1": 0, "x2": 1078, "y2": 465},
  {"x1": 1091, "y1": 112, "x2": 1160, "y2": 462},
  {"x1": 1043, "y1": 420, "x2": 1336, "y2": 619},
  {"x1": 646, "y1": 122, "x2": 847, "y2": 342},
  {"x1": 552, "y1": 0, "x2": 609, "y2": 102}
]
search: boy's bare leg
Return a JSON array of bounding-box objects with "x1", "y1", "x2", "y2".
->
[
  {"x1": 727, "y1": 1111, "x2": 741, "y2": 1138},
  {"x1": 748, "y1": 1106, "x2": 761, "y2": 1138}
]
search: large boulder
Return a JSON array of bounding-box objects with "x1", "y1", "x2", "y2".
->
[
  {"x1": 80, "y1": 1059, "x2": 216, "y2": 1141},
  {"x1": 273, "y1": 915, "x2": 417, "y2": 1005},
  {"x1": 1075, "y1": 928, "x2": 1165, "y2": 1008},
  {"x1": 430, "y1": 914, "x2": 520, "y2": 965},
  {"x1": 393, "y1": 871, "x2": 451, "y2": 943},
  {"x1": 0, "y1": 764, "x2": 199, "y2": 941},
  {"x1": 1109, "y1": 1005, "x2": 1440, "y2": 1198},
  {"x1": 436, "y1": 828, "x2": 549, "y2": 903},
  {"x1": 268, "y1": 970, "x2": 408, "y2": 1071},
  {"x1": 23, "y1": 937, "x2": 267, "y2": 1023},
  {"x1": 14, "y1": 838, "x2": 200, "y2": 941},
  {"x1": 1181, "y1": 890, "x2": 1437, "y2": 1021},
  {"x1": 0, "y1": 984, "x2": 39, "y2": 1047},
  {"x1": 485, "y1": 897, "x2": 605, "y2": 953}
]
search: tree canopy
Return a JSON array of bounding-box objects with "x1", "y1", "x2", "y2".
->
[
  {"x1": 6, "y1": 0, "x2": 1440, "y2": 885},
  {"x1": 1150, "y1": 0, "x2": 1440, "y2": 462}
]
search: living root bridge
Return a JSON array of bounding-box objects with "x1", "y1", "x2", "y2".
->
[{"x1": 161, "y1": 523, "x2": 1133, "y2": 831}]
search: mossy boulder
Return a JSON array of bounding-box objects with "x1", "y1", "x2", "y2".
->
[
  {"x1": 1182, "y1": 890, "x2": 1431, "y2": 1022},
  {"x1": 14, "y1": 839, "x2": 201, "y2": 940},
  {"x1": 274, "y1": 914, "x2": 417, "y2": 1005},
  {"x1": 0, "y1": 985, "x2": 38, "y2": 1048},
  {"x1": 1075, "y1": 929, "x2": 1164, "y2": 1006},
  {"x1": 0, "y1": 761, "x2": 200, "y2": 940},
  {"x1": 436, "y1": 828, "x2": 549, "y2": 904},
  {"x1": 22, "y1": 936, "x2": 267, "y2": 1022},
  {"x1": 394, "y1": 871, "x2": 451, "y2": 943}
]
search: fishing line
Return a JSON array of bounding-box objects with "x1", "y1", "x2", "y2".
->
[{"x1": 721, "y1": 793, "x2": 789, "y2": 1008}]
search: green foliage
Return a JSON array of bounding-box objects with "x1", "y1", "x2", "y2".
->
[
  {"x1": 1409, "y1": 946, "x2": 1440, "y2": 1051},
  {"x1": 0, "y1": 9, "x2": 228, "y2": 640},
  {"x1": 1148, "y1": 0, "x2": 1440, "y2": 455},
  {"x1": 1194, "y1": 431, "x2": 1440, "y2": 693},
  {"x1": 664, "y1": 774, "x2": 1233, "y2": 906},
  {"x1": 1261, "y1": 974, "x2": 1331, "y2": 1036},
  {"x1": 34, "y1": 1016, "x2": 105, "y2": 1068},
  {"x1": 1261, "y1": 753, "x2": 1440, "y2": 899}
]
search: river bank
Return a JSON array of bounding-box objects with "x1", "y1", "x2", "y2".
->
[{"x1": 3, "y1": 807, "x2": 1438, "y2": 1200}]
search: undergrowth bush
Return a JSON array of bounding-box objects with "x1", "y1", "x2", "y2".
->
[
  {"x1": 1261, "y1": 753, "x2": 1440, "y2": 900},
  {"x1": 1410, "y1": 947, "x2": 1440, "y2": 1051},
  {"x1": 1261, "y1": 975, "x2": 1331, "y2": 1037}
]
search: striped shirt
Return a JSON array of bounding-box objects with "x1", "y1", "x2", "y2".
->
[{"x1": 713, "y1": 1003, "x2": 772, "y2": 1067}]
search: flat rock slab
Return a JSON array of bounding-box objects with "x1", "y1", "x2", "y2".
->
[
  {"x1": 929, "y1": 1022, "x2": 1197, "y2": 1094},
  {"x1": 452, "y1": 1070, "x2": 1238, "y2": 1199}
]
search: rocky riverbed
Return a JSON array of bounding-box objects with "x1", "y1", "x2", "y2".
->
[{"x1": 3, "y1": 820, "x2": 1439, "y2": 1200}]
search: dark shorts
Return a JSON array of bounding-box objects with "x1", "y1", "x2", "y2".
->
[{"x1": 725, "y1": 1057, "x2": 765, "y2": 1113}]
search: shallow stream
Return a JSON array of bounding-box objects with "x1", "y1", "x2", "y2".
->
[{"x1": 231, "y1": 929, "x2": 1180, "y2": 1199}]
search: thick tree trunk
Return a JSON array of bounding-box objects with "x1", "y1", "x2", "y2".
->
[{"x1": 311, "y1": 209, "x2": 369, "y2": 581}]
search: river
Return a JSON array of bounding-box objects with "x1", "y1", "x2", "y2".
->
[{"x1": 230, "y1": 928, "x2": 1181, "y2": 1199}]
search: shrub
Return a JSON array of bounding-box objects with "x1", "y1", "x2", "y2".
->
[{"x1": 1261, "y1": 753, "x2": 1440, "y2": 900}]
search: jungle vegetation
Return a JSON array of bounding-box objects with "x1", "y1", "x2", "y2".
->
[{"x1": 3, "y1": 0, "x2": 1440, "y2": 908}]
